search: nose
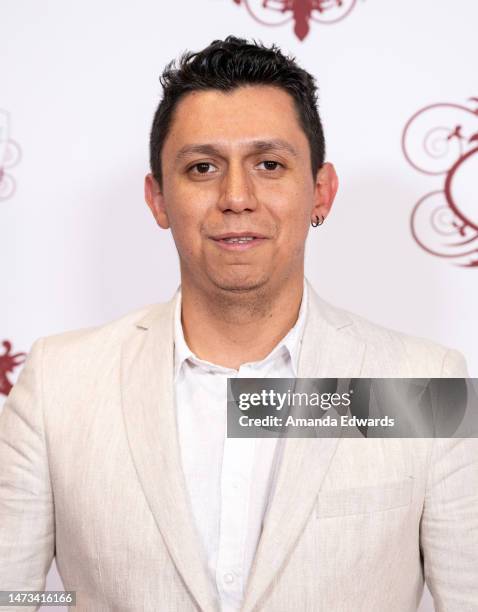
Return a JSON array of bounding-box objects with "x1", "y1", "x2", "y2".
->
[{"x1": 217, "y1": 161, "x2": 258, "y2": 214}]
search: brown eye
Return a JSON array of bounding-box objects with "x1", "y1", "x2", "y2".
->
[
  {"x1": 259, "y1": 161, "x2": 282, "y2": 171},
  {"x1": 194, "y1": 162, "x2": 213, "y2": 174}
]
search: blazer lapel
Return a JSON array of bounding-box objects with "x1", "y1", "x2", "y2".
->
[
  {"x1": 120, "y1": 290, "x2": 219, "y2": 612},
  {"x1": 241, "y1": 281, "x2": 367, "y2": 612}
]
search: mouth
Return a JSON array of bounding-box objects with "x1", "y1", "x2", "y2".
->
[{"x1": 209, "y1": 232, "x2": 268, "y2": 251}]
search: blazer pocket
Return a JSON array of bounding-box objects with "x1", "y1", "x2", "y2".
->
[{"x1": 316, "y1": 477, "x2": 414, "y2": 518}]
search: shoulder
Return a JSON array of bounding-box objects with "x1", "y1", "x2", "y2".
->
[
  {"x1": 351, "y1": 308, "x2": 466, "y2": 377},
  {"x1": 309, "y1": 288, "x2": 468, "y2": 377},
  {"x1": 35, "y1": 301, "x2": 169, "y2": 365}
]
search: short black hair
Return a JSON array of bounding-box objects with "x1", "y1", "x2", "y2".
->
[{"x1": 149, "y1": 35, "x2": 326, "y2": 187}]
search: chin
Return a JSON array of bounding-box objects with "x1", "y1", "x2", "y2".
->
[{"x1": 210, "y1": 272, "x2": 270, "y2": 294}]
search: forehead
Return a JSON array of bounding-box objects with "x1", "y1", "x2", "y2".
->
[{"x1": 163, "y1": 85, "x2": 308, "y2": 153}]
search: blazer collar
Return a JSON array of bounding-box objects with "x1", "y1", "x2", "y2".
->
[
  {"x1": 240, "y1": 280, "x2": 366, "y2": 612},
  {"x1": 121, "y1": 278, "x2": 367, "y2": 612},
  {"x1": 120, "y1": 289, "x2": 220, "y2": 612}
]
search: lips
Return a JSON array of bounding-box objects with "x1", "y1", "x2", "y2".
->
[
  {"x1": 211, "y1": 232, "x2": 267, "y2": 241},
  {"x1": 220, "y1": 236, "x2": 256, "y2": 244},
  {"x1": 210, "y1": 232, "x2": 268, "y2": 251}
]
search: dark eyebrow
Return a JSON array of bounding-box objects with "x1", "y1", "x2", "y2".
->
[
  {"x1": 175, "y1": 139, "x2": 298, "y2": 162},
  {"x1": 250, "y1": 139, "x2": 298, "y2": 157},
  {"x1": 175, "y1": 144, "x2": 222, "y2": 161}
]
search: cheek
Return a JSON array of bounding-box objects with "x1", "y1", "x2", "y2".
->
[
  {"x1": 272, "y1": 184, "x2": 312, "y2": 232},
  {"x1": 162, "y1": 186, "x2": 211, "y2": 258},
  {"x1": 270, "y1": 184, "x2": 311, "y2": 258}
]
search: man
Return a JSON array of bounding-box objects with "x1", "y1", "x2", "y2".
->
[{"x1": 0, "y1": 36, "x2": 477, "y2": 612}]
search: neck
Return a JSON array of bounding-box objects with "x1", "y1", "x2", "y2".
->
[{"x1": 180, "y1": 275, "x2": 305, "y2": 370}]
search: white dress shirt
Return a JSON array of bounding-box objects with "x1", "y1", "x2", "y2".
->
[{"x1": 173, "y1": 283, "x2": 308, "y2": 612}]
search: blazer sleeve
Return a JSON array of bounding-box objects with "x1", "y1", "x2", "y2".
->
[
  {"x1": 420, "y1": 349, "x2": 478, "y2": 611},
  {"x1": 0, "y1": 338, "x2": 55, "y2": 607}
]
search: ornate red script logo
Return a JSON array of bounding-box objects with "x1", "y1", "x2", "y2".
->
[
  {"x1": 231, "y1": 0, "x2": 361, "y2": 40},
  {"x1": 402, "y1": 98, "x2": 478, "y2": 267},
  {"x1": 0, "y1": 340, "x2": 27, "y2": 396},
  {"x1": 0, "y1": 110, "x2": 22, "y2": 201}
]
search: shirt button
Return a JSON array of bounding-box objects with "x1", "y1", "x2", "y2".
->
[{"x1": 223, "y1": 572, "x2": 235, "y2": 584}]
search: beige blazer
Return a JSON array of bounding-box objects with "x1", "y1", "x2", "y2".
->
[{"x1": 1, "y1": 280, "x2": 477, "y2": 612}]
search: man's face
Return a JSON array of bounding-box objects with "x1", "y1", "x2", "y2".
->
[{"x1": 145, "y1": 85, "x2": 338, "y2": 294}]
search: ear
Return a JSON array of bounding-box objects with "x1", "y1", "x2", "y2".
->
[
  {"x1": 311, "y1": 162, "x2": 339, "y2": 222},
  {"x1": 144, "y1": 173, "x2": 170, "y2": 229}
]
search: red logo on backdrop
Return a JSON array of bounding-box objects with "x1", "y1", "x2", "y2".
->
[
  {"x1": 402, "y1": 98, "x2": 478, "y2": 267},
  {"x1": 231, "y1": 0, "x2": 361, "y2": 41},
  {"x1": 0, "y1": 110, "x2": 22, "y2": 201},
  {"x1": 0, "y1": 340, "x2": 27, "y2": 396}
]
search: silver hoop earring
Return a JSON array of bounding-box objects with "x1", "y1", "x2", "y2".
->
[{"x1": 311, "y1": 215, "x2": 324, "y2": 227}]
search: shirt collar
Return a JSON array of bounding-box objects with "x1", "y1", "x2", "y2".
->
[{"x1": 173, "y1": 281, "x2": 308, "y2": 381}]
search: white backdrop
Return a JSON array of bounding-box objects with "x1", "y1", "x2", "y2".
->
[{"x1": 1, "y1": 1, "x2": 477, "y2": 610}]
